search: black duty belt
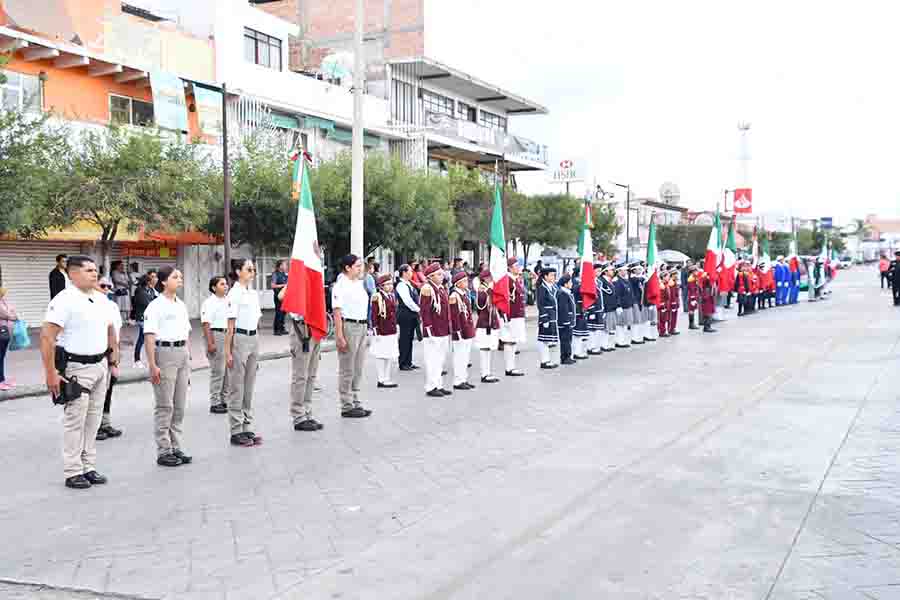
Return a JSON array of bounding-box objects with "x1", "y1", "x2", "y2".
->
[
  {"x1": 236, "y1": 328, "x2": 257, "y2": 336},
  {"x1": 156, "y1": 340, "x2": 187, "y2": 347},
  {"x1": 210, "y1": 327, "x2": 226, "y2": 332},
  {"x1": 343, "y1": 318, "x2": 367, "y2": 324},
  {"x1": 65, "y1": 351, "x2": 108, "y2": 364}
]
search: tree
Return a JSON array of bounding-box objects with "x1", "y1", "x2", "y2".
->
[
  {"x1": 0, "y1": 110, "x2": 70, "y2": 234},
  {"x1": 507, "y1": 193, "x2": 582, "y2": 265},
  {"x1": 31, "y1": 126, "x2": 216, "y2": 268},
  {"x1": 656, "y1": 225, "x2": 712, "y2": 260},
  {"x1": 796, "y1": 228, "x2": 845, "y2": 255},
  {"x1": 590, "y1": 203, "x2": 622, "y2": 258}
]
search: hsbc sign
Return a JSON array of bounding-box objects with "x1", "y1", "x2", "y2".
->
[{"x1": 550, "y1": 158, "x2": 585, "y2": 184}]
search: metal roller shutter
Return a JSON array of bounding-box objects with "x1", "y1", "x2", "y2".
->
[{"x1": 0, "y1": 241, "x2": 87, "y2": 325}]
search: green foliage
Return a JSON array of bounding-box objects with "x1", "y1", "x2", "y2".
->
[
  {"x1": 656, "y1": 224, "x2": 711, "y2": 260},
  {"x1": 0, "y1": 110, "x2": 70, "y2": 234},
  {"x1": 30, "y1": 126, "x2": 215, "y2": 246},
  {"x1": 796, "y1": 228, "x2": 845, "y2": 255},
  {"x1": 0, "y1": 54, "x2": 8, "y2": 85},
  {"x1": 590, "y1": 203, "x2": 621, "y2": 257},
  {"x1": 507, "y1": 193, "x2": 582, "y2": 264}
]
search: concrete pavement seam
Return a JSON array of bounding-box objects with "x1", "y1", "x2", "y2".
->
[{"x1": 0, "y1": 578, "x2": 159, "y2": 600}]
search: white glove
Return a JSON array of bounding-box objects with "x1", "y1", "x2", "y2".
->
[
  {"x1": 542, "y1": 322, "x2": 549, "y2": 329},
  {"x1": 616, "y1": 307, "x2": 623, "y2": 316}
]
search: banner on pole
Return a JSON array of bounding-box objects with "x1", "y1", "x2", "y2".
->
[{"x1": 733, "y1": 188, "x2": 753, "y2": 214}]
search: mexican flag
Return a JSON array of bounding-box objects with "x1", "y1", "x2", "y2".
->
[
  {"x1": 788, "y1": 232, "x2": 800, "y2": 274},
  {"x1": 719, "y1": 218, "x2": 737, "y2": 293},
  {"x1": 704, "y1": 210, "x2": 721, "y2": 282},
  {"x1": 645, "y1": 216, "x2": 660, "y2": 303},
  {"x1": 281, "y1": 154, "x2": 328, "y2": 340},
  {"x1": 751, "y1": 226, "x2": 759, "y2": 266},
  {"x1": 578, "y1": 200, "x2": 597, "y2": 308},
  {"x1": 489, "y1": 179, "x2": 510, "y2": 316},
  {"x1": 760, "y1": 231, "x2": 771, "y2": 265}
]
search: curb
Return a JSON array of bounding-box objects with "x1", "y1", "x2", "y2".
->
[{"x1": 0, "y1": 341, "x2": 338, "y2": 403}]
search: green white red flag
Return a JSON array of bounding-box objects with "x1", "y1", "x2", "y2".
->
[
  {"x1": 578, "y1": 200, "x2": 596, "y2": 307},
  {"x1": 719, "y1": 219, "x2": 737, "y2": 293},
  {"x1": 645, "y1": 215, "x2": 660, "y2": 303},
  {"x1": 281, "y1": 153, "x2": 327, "y2": 340},
  {"x1": 489, "y1": 178, "x2": 510, "y2": 315},
  {"x1": 704, "y1": 210, "x2": 721, "y2": 282}
]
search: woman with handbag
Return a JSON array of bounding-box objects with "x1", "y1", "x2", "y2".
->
[{"x1": 0, "y1": 288, "x2": 16, "y2": 390}]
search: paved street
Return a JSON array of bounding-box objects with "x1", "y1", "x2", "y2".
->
[{"x1": 0, "y1": 267, "x2": 898, "y2": 600}]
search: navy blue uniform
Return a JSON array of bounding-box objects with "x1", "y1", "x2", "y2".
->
[
  {"x1": 556, "y1": 287, "x2": 576, "y2": 361},
  {"x1": 536, "y1": 282, "x2": 559, "y2": 343}
]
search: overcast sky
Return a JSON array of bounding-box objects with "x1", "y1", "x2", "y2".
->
[{"x1": 427, "y1": 0, "x2": 900, "y2": 222}]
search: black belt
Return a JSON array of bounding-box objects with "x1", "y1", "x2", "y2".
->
[
  {"x1": 210, "y1": 327, "x2": 226, "y2": 332},
  {"x1": 236, "y1": 328, "x2": 257, "y2": 336},
  {"x1": 64, "y1": 351, "x2": 108, "y2": 365},
  {"x1": 343, "y1": 318, "x2": 367, "y2": 324},
  {"x1": 156, "y1": 340, "x2": 187, "y2": 347}
]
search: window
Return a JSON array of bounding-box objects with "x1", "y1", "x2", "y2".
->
[
  {"x1": 244, "y1": 27, "x2": 282, "y2": 71},
  {"x1": 421, "y1": 89, "x2": 453, "y2": 117},
  {"x1": 0, "y1": 71, "x2": 42, "y2": 113},
  {"x1": 109, "y1": 94, "x2": 155, "y2": 127},
  {"x1": 392, "y1": 80, "x2": 416, "y2": 124},
  {"x1": 479, "y1": 109, "x2": 507, "y2": 131},
  {"x1": 457, "y1": 101, "x2": 476, "y2": 123}
]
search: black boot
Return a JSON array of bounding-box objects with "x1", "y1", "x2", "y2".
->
[
  {"x1": 703, "y1": 319, "x2": 716, "y2": 333},
  {"x1": 688, "y1": 313, "x2": 698, "y2": 330}
]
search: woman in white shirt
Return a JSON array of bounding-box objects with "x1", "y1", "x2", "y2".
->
[
  {"x1": 332, "y1": 254, "x2": 373, "y2": 418},
  {"x1": 225, "y1": 259, "x2": 263, "y2": 447},
  {"x1": 144, "y1": 267, "x2": 193, "y2": 468},
  {"x1": 201, "y1": 276, "x2": 230, "y2": 415}
]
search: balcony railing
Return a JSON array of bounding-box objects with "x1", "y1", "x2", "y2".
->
[{"x1": 423, "y1": 111, "x2": 549, "y2": 166}]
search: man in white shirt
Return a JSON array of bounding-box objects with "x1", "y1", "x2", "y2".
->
[
  {"x1": 41, "y1": 256, "x2": 119, "y2": 490},
  {"x1": 201, "y1": 276, "x2": 231, "y2": 414},
  {"x1": 225, "y1": 260, "x2": 264, "y2": 446},
  {"x1": 395, "y1": 264, "x2": 421, "y2": 371}
]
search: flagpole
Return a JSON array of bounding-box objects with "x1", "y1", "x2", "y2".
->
[
  {"x1": 350, "y1": 0, "x2": 365, "y2": 257},
  {"x1": 222, "y1": 82, "x2": 231, "y2": 271}
]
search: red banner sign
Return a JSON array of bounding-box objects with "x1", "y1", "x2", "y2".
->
[{"x1": 733, "y1": 188, "x2": 753, "y2": 214}]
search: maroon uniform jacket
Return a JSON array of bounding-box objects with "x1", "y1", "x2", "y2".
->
[
  {"x1": 449, "y1": 287, "x2": 475, "y2": 341},
  {"x1": 475, "y1": 286, "x2": 501, "y2": 332},
  {"x1": 659, "y1": 278, "x2": 670, "y2": 316},
  {"x1": 506, "y1": 274, "x2": 526, "y2": 319},
  {"x1": 420, "y1": 280, "x2": 452, "y2": 338},
  {"x1": 668, "y1": 278, "x2": 680, "y2": 311},
  {"x1": 699, "y1": 271, "x2": 716, "y2": 316},
  {"x1": 686, "y1": 274, "x2": 700, "y2": 311},
  {"x1": 370, "y1": 290, "x2": 397, "y2": 335}
]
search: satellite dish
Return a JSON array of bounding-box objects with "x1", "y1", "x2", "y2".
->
[{"x1": 659, "y1": 182, "x2": 680, "y2": 205}]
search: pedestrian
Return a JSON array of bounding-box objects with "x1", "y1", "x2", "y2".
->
[
  {"x1": 225, "y1": 258, "x2": 265, "y2": 446},
  {"x1": 420, "y1": 262, "x2": 453, "y2": 397},
  {"x1": 283, "y1": 281, "x2": 324, "y2": 432},
  {"x1": 131, "y1": 270, "x2": 157, "y2": 368},
  {"x1": 449, "y1": 271, "x2": 476, "y2": 390},
  {"x1": 370, "y1": 273, "x2": 399, "y2": 389},
  {"x1": 628, "y1": 263, "x2": 647, "y2": 344},
  {"x1": 556, "y1": 274, "x2": 576, "y2": 365},
  {"x1": 585, "y1": 262, "x2": 605, "y2": 355},
  {"x1": 890, "y1": 251, "x2": 900, "y2": 306},
  {"x1": 686, "y1": 265, "x2": 702, "y2": 328},
  {"x1": 879, "y1": 255, "x2": 891, "y2": 289},
  {"x1": 642, "y1": 265, "x2": 660, "y2": 342},
  {"x1": 658, "y1": 267, "x2": 671, "y2": 337},
  {"x1": 613, "y1": 263, "x2": 634, "y2": 348},
  {"x1": 774, "y1": 256, "x2": 787, "y2": 306},
  {"x1": 332, "y1": 254, "x2": 374, "y2": 418},
  {"x1": 572, "y1": 274, "x2": 591, "y2": 359},
  {"x1": 270, "y1": 260, "x2": 289, "y2": 336},
  {"x1": 473, "y1": 270, "x2": 502, "y2": 383},
  {"x1": 450, "y1": 257, "x2": 464, "y2": 278},
  {"x1": 395, "y1": 264, "x2": 420, "y2": 371},
  {"x1": 363, "y1": 258, "x2": 377, "y2": 297},
  {"x1": 95, "y1": 278, "x2": 123, "y2": 440},
  {"x1": 411, "y1": 261, "x2": 425, "y2": 289},
  {"x1": 40, "y1": 255, "x2": 119, "y2": 489},
  {"x1": 110, "y1": 261, "x2": 131, "y2": 324},
  {"x1": 0, "y1": 288, "x2": 17, "y2": 390},
  {"x1": 202, "y1": 276, "x2": 230, "y2": 414},
  {"x1": 681, "y1": 260, "x2": 691, "y2": 313},
  {"x1": 498, "y1": 258, "x2": 526, "y2": 377},
  {"x1": 536, "y1": 267, "x2": 560, "y2": 369},
  {"x1": 128, "y1": 262, "x2": 142, "y2": 289},
  {"x1": 788, "y1": 256, "x2": 801, "y2": 305},
  {"x1": 143, "y1": 267, "x2": 192, "y2": 467},
  {"x1": 49, "y1": 254, "x2": 69, "y2": 300},
  {"x1": 698, "y1": 268, "x2": 717, "y2": 333},
  {"x1": 599, "y1": 263, "x2": 618, "y2": 351},
  {"x1": 668, "y1": 265, "x2": 681, "y2": 335}
]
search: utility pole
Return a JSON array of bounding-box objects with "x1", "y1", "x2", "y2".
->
[
  {"x1": 222, "y1": 82, "x2": 231, "y2": 271},
  {"x1": 350, "y1": 0, "x2": 365, "y2": 257},
  {"x1": 611, "y1": 181, "x2": 631, "y2": 260}
]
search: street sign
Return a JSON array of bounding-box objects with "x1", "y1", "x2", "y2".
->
[
  {"x1": 733, "y1": 188, "x2": 753, "y2": 214},
  {"x1": 549, "y1": 158, "x2": 584, "y2": 184},
  {"x1": 821, "y1": 217, "x2": 833, "y2": 229}
]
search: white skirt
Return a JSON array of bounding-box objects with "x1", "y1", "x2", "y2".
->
[
  {"x1": 499, "y1": 317, "x2": 527, "y2": 344},
  {"x1": 369, "y1": 333, "x2": 399, "y2": 359},
  {"x1": 475, "y1": 328, "x2": 499, "y2": 350}
]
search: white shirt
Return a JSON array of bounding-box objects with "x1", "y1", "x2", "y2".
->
[
  {"x1": 201, "y1": 294, "x2": 231, "y2": 330},
  {"x1": 227, "y1": 282, "x2": 262, "y2": 331},
  {"x1": 143, "y1": 294, "x2": 191, "y2": 342},
  {"x1": 395, "y1": 279, "x2": 420, "y2": 313},
  {"x1": 331, "y1": 275, "x2": 369, "y2": 321},
  {"x1": 44, "y1": 287, "x2": 112, "y2": 355},
  {"x1": 103, "y1": 296, "x2": 122, "y2": 343}
]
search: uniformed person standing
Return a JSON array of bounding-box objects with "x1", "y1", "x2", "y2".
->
[
  {"x1": 628, "y1": 264, "x2": 647, "y2": 344},
  {"x1": 474, "y1": 270, "x2": 502, "y2": 383},
  {"x1": 281, "y1": 283, "x2": 324, "y2": 432},
  {"x1": 890, "y1": 251, "x2": 900, "y2": 306},
  {"x1": 686, "y1": 265, "x2": 701, "y2": 329},
  {"x1": 201, "y1": 276, "x2": 230, "y2": 414},
  {"x1": 96, "y1": 277, "x2": 123, "y2": 440},
  {"x1": 332, "y1": 254, "x2": 374, "y2": 418},
  {"x1": 498, "y1": 258, "x2": 527, "y2": 377},
  {"x1": 598, "y1": 264, "x2": 618, "y2": 351},
  {"x1": 698, "y1": 269, "x2": 717, "y2": 333},
  {"x1": 536, "y1": 267, "x2": 560, "y2": 369},
  {"x1": 420, "y1": 262, "x2": 453, "y2": 397},
  {"x1": 667, "y1": 266, "x2": 681, "y2": 335},
  {"x1": 225, "y1": 258, "x2": 265, "y2": 446},
  {"x1": 144, "y1": 266, "x2": 193, "y2": 467},
  {"x1": 571, "y1": 275, "x2": 590, "y2": 359},
  {"x1": 657, "y1": 266, "x2": 671, "y2": 338},
  {"x1": 449, "y1": 271, "x2": 476, "y2": 390},
  {"x1": 613, "y1": 264, "x2": 634, "y2": 348},
  {"x1": 585, "y1": 263, "x2": 605, "y2": 355},
  {"x1": 556, "y1": 274, "x2": 577, "y2": 365},
  {"x1": 41, "y1": 255, "x2": 119, "y2": 489},
  {"x1": 642, "y1": 265, "x2": 660, "y2": 342},
  {"x1": 370, "y1": 274, "x2": 399, "y2": 389},
  {"x1": 736, "y1": 261, "x2": 750, "y2": 317}
]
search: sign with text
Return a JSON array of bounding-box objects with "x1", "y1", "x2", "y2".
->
[
  {"x1": 549, "y1": 158, "x2": 585, "y2": 184},
  {"x1": 820, "y1": 217, "x2": 833, "y2": 229},
  {"x1": 733, "y1": 188, "x2": 753, "y2": 214}
]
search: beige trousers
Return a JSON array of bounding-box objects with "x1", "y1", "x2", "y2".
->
[
  {"x1": 338, "y1": 322, "x2": 367, "y2": 411},
  {"x1": 62, "y1": 361, "x2": 109, "y2": 479},
  {"x1": 228, "y1": 333, "x2": 259, "y2": 435},
  {"x1": 152, "y1": 345, "x2": 190, "y2": 456},
  {"x1": 290, "y1": 322, "x2": 321, "y2": 422},
  {"x1": 207, "y1": 330, "x2": 229, "y2": 405}
]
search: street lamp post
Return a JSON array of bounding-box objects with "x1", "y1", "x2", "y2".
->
[
  {"x1": 350, "y1": 0, "x2": 365, "y2": 257},
  {"x1": 610, "y1": 181, "x2": 631, "y2": 260}
]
